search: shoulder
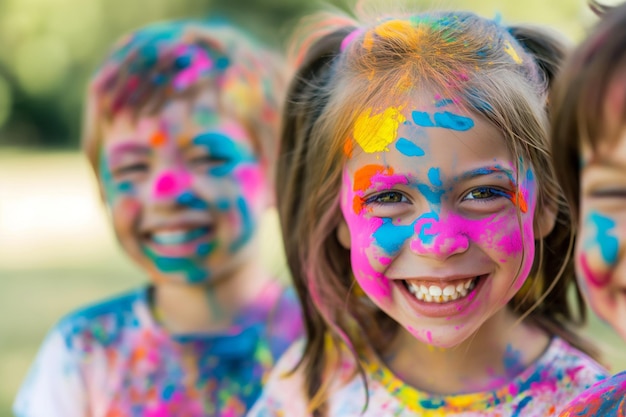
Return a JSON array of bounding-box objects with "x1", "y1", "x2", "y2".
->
[
  {"x1": 558, "y1": 370, "x2": 626, "y2": 416},
  {"x1": 264, "y1": 284, "x2": 304, "y2": 358},
  {"x1": 511, "y1": 337, "x2": 610, "y2": 414},
  {"x1": 54, "y1": 286, "x2": 150, "y2": 350},
  {"x1": 247, "y1": 339, "x2": 310, "y2": 417}
]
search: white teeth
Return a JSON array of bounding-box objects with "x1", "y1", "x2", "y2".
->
[
  {"x1": 443, "y1": 285, "x2": 456, "y2": 296},
  {"x1": 152, "y1": 230, "x2": 189, "y2": 244},
  {"x1": 429, "y1": 286, "x2": 442, "y2": 296},
  {"x1": 406, "y1": 276, "x2": 479, "y2": 304}
]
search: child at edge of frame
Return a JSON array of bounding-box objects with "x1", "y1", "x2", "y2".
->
[
  {"x1": 551, "y1": 1, "x2": 626, "y2": 416},
  {"x1": 13, "y1": 18, "x2": 303, "y2": 417},
  {"x1": 247, "y1": 4, "x2": 610, "y2": 417}
]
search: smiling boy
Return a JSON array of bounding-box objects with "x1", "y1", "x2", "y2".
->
[{"x1": 14, "y1": 20, "x2": 302, "y2": 417}]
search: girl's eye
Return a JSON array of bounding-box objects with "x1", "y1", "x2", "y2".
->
[
  {"x1": 365, "y1": 191, "x2": 408, "y2": 205},
  {"x1": 463, "y1": 187, "x2": 507, "y2": 201}
]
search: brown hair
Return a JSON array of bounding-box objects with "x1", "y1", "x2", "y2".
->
[
  {"x1": 551, "y1": 1, "x2": 626, "y2": 222},
  {"x1": 279, "y1": 9, "x2": 595, "y2": 416},
  {"x1": 82, "y1": 20, "x2": 287, "y2": 178}
]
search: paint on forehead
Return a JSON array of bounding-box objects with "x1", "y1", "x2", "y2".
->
[
  {"x1": 193, "y1": 105, "x2": 219, "y2": 127},
  {"x1": 434, "y1": 98, "x2": 454, "y2": 108},
  {"x1": 433, "y1": 111, "x2": 474, "y2": 131},
  {"x1": 353, "y1": 107, "x2": 406, "y2": 153},
  {"x1": 150, "y1": 130, "x2": 167, "y2": 147},
  {"x1": 395, "y1": 137, "x2": 425, "y2": 157},
  {"x1": 411, "y1": 111, "x2": 474, "y2": 131},
  {"x1": 427, "y1": 168, "x2": 442, "y2": 187},
  {"x1": 503, "y1": 40, "x2": 523, "y2": 65},
  {"x1": 586, "y1": 211, "x2": 618, "y2": 265}
]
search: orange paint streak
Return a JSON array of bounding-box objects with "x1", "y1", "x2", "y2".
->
[
  {"x1": 353, "y1": 195, "x2": 365, "y2": 214},
  {"x1": 507, "y1": 189, "x2": 528, "y2": 213},
  {"x1": 343, "y1": 136, "x2": 353, "y2": 157},
  {"x1": 353, "y1": 164, "x2": 392, "y2": 192},
  {"x1": 150, "y1": 130, "x2": 167, "y2": 147}
]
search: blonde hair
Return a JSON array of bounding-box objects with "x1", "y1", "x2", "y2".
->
[
  {"x1": 82, "y1": 20, "x2": 287, "y2": 177},
  {"x1": 278, "y1": 8, "x2": 594, "y2": 416}
]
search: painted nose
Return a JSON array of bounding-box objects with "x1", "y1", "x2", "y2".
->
[
  {"x1": 152, "y1": 169, "x2": 192, "y2": 200},
  {"x1": 410, "y1": 214, "x2": 469, "y2": 259}
]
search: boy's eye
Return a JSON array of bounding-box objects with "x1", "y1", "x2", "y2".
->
[
  {"x1": 589, "y1": 188, "x2": 626, "y2": 198},
  {"x1": 112, "y1": 163, "x2": 149, "y2": 177},
  {"x1": 365, "y1": 191, "x2": 408, "y2": 205}
]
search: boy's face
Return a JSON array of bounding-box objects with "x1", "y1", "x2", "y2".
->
[
  {"x1": 577, "y1": 132, "x2": 626, "y2": 340},
  {"x1": 99, "y1": 91, "x2": 270, "y2": 285}
]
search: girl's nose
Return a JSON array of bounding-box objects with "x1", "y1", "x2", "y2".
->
[{"x1": 409, "y1": 214, "x2": 469, "y2": 259}]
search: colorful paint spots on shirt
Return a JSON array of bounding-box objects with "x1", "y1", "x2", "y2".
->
[
  {"x1": 248, "y1": 337, "x2": 608, "y2": 417},
  {"x1": 559, "y1": 371, "x2": 626, "y2": 416},
  {"x1": 353, "y1": 107, "x2": 406, "y2": 153},
  {"x1": 13, "y1": 285, "x2": 303, "y2": 417}
]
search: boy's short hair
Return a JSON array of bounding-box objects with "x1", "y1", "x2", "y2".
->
[{"x1": 82, "y1": 20, "x2": 287, "y2": 176}]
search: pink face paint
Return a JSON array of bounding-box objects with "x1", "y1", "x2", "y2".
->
[
  {"x1": 579, "y1": 253, "x2": 611, "y2": 287},
  {"x1": 153, "y1": 170, "x2": 192, "y2": 199}
]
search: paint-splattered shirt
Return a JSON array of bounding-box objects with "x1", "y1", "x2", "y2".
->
[
  {"x1": 558, "y1": 370, "x2": 626, "y2": 416},
  {"x1": 248, "y1": 337, "x2": 608, "y2": 417},
  {"x1": 13, "y1": 283, "x2": 303, "y2": 417}
]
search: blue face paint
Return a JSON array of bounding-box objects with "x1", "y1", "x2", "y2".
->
[
  {"x1": 417, "y1": 184, "x2": 444, "y2": 205},
  {"x1": 99, "y1": 153, "x2": 135, "y2": 203},
  {"x1": 412, "y1": 111, "x2": 436, "y2": 127},
  {"x1": 416, "y1": 212, "x2": 439, "y2": 244},
  {"x1": 177, "y1": 191, "x2": 209, "y2": 210},
  {"x1": 433, "y1": 111, "x2": 474, "y2": 131},
  {"x1": 411, "y1": 111, "x2": 474, "y2": 131},
  {"x1": 434, "y1": 98, "x2": 454, "y2": 108},
  {"x1": 230, "y1": 196, "x2": 254, "y2": 252},
  {"x1": 427, "y1": 167, "x2": 442, "y2": 187},
  {"x1": 395, "y1": 137, "x2": 425, "y2": 157},
  {"x1": 372, "y1": 218, "x2": 414, "y2": 254},
  {"x1": 193, "y1": 132, "x2": 255, "y2": 176},
  {"x1": 587, "y1": 211, "x2": 619, "y2": 264}
]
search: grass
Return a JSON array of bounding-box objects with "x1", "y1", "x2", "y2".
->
[{"x1": 1, "y1": 149, "x2": 625, "y2": 417}]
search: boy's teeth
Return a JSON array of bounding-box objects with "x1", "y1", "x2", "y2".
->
[
  {"x1": 407, "y1": 277, "x2": 478, "y2": 304},
  {"x1": 151, "y1": 227, "x2": 208, "y2": 245}
]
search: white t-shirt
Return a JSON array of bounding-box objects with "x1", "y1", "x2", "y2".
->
[
  {"x1": 248, "y1": 337, "x2": 609, "y2": 416},
  {"x1": 14, "y1": 284, "x2": 303, "y2": 417}
]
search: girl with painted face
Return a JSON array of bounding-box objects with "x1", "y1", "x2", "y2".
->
[
  {"x1": 247, "y1": 8, "x2": 609, "y2": 417},
  {"x1": 551, "y1": 1, "x2": 626, "y2": 415},
  {"x1": 13, "y1": 20, "x2": 303, "y2": 417}
]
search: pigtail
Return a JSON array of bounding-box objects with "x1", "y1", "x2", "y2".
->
[
  {"x1": 508, "y1": 25, "x2": 600, "y2": 359},
  {"x1": 277, "y1": 24, "x2": 356, "y2": 417}
]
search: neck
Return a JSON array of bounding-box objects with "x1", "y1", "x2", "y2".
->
[
  {"x1": 152, "y1": 257, "x2": 273, "y2": 334},
  {"x1": 384, "y1": 308, "x2": 550, "y2": 395}
]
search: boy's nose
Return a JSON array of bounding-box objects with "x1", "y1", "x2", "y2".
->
[
  {"x1": 152, "y1": 169, "x2": 192, "y2": 201},
  {"x1": 409, "y1": 215, "x2": 469, "y2": 259}
]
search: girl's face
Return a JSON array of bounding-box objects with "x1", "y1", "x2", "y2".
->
[
  {"x1": 99, "y1": 90, "x2": 270, "y2": 285},
  {"x1": 577, "y1": 133, "x2": 626, "y2": 340},
  {"x1": 338, "y1": 94, "x2": 544, "y2": 348}
]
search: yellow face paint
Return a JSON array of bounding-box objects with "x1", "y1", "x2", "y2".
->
[
  {"x1": 503, "y1": 40, "x2": 523, "y2": 64},
  {"x1": 353, "y1": 106, "x2": 406, "y2": 153}
]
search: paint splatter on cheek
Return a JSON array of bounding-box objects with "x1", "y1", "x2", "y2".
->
[
  {"x1": 153, "y1": 170, "x2": 193, "y2": 199},
  {"x1": 580, "y1": 211, "x2": 618, "y2": 287}
]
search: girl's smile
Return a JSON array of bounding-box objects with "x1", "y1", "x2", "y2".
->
[{"x1": 338, "y1": 95, "x2": 542, "y2": 348}]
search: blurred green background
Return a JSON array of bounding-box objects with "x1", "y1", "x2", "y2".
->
[{"x1": 1, "y1": 0, "x2": 625, "y2": 416}]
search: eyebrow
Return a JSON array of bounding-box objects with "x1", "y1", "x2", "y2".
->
[
  {"x1": 108, "y1": 142, "x2": 150, "y2": 164},
  {"x1": 460, "y1": 166, "x2": 516, "y2": 184}
]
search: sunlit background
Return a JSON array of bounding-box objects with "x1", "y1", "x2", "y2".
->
[{"x1": 1, "y1": 0, "x2": 625, "y2": 416}]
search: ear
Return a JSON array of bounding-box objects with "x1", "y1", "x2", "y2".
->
[
  {"x1": 337, "y1": 218, "x2": 351, "y2": 249},
  {"x1": 534, "y1": 203, "x2": 557, "y2": 239}
]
